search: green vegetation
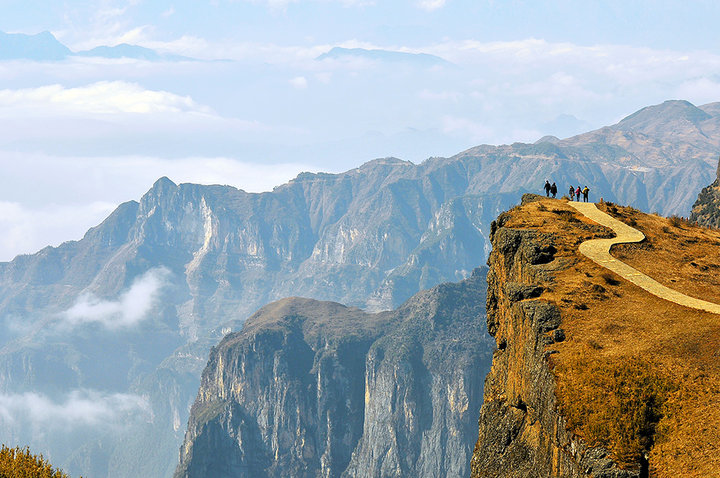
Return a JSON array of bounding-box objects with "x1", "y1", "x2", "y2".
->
[
  {"x1": 0, "y1": 445, "x2": 78, "y2": 478},
  {"x1": 557, "y1": 356, "x2": 676, "y2": 468}
]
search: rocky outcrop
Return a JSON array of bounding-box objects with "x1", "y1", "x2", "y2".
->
[
  {"x1": 470, "y1": 212, "x2": 637, "y2": 478},
  {"x1": 690, "y1": 156, "x2": 720, "y2": 228},
  {"x1": 175, "y1": 269, "x2": 493, "y2": 478}
]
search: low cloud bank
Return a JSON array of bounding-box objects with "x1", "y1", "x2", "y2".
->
[
  {"x1": 61, "y1": 267, "x2": 170, "y2": 329},
  {"x1": 0, "y1": 81, "x2": 211, "y2": 116},
  {"x1": 0, "y1": 389, "x2": 149, "y2": 428}
]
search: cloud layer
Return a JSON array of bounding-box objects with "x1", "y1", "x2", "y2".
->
[
  {"x1": 0, "y1": 389, "x2": 149, "y2": 428},
  {"x1": 0, "y1": 81, "x2": 211, "y2": 115},
  {"x1": 61, "y1": 268, "x2": 170, "y2": 329}
]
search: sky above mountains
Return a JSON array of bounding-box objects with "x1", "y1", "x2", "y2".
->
[{"x1": 3, "y1": 0, "x2": 720, "y2": 260}]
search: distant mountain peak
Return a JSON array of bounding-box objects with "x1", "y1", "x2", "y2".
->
[
  {"x1": 0, "y1": 30, "x2": 71, "y2": 60},
  {"x1": 316, "y1": 47, "x2": 450, "y2": 66},
  {"x1": 0, "y1": 30, "x2": 193, "y2": 62},
  {"x1": 617, "y1": 99, "x2": 712, "y2": 131},
  {"x1": 74, "y1": 43, "x2": 193, "y2": 61},
  {"x1": 153, "y1": 176, "x2": 177, "y2": 188},
  {"x1": 534, "y1": 135, "x2": 561, "y2": 145}
]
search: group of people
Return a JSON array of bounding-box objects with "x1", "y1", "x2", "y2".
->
[{"x1": 543, "y1": 180, "x2": 591, "y2": 202}]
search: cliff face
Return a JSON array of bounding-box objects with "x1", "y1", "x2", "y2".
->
[
  {"x1": 470, "y1": 198, "x2": 637, "y2": 478},
  {"x1": 690, "y1": 156, "x2": 720, "y2": 227},
  {"x1": 175, "y1": 269, "x2": 492, "y2": 478}
]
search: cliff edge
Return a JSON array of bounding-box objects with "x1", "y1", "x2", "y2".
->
[{"x1": 472, "y1": 195, "x2": 720, "y2": 477}]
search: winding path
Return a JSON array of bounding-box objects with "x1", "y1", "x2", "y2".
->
[{"x1": 567, "y1": 201, "x2": 720, "y2": 314}]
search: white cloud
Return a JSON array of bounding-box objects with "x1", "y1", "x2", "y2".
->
[
  {"x1": 0, "y1": 201, "x2": 117, "y2": 262},
  {"x1": 417, "y1": 0, "x2": 447, "y2": 11},
  {"x1": 419, "y1": 89, "x2": 462, "y2": 102},
  {"x1": 290, "y1": 75, "x2": 308, "y2": 89},
  {"x1": 232, "y1": 0, "x2": 373, "y2": 8},
  {"x1": 61, "y1": 268, "x2": 170, "y2": 329},
  {"x1": 674, "y1": 77, "x2": 720, "y2": 106},
  {"x1": 0, "y1": 81, "x2": 212, "y2": 115},
  {"x1": 0, "y1": 390, "x2": 149, "y2": 428}
]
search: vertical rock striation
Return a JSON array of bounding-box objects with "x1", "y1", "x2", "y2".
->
[{"x1": 175, "y1": 269, "x2": 493, "y2": 478}]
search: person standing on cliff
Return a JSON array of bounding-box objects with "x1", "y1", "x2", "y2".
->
[
  {"x1": 568, "y1": 185, "x2": 574, "y2": 201},
  {"x1": 575, "y1": 186, "x2": 581, "y2": 201},
  {"x1": 582, "y1": 186, "x2": 590, "y2": 202},
  {"x1": 544, "y1": 180, "x2": 551, "y2": 197},
  {"x1": 550, "y1": 182, "x2": 557, "y2": 198}
]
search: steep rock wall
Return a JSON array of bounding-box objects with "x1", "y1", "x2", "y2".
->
[
  {"x1": 690, "y1": 156, "x2": 720, "y2": 228},
  {"x1": 470, "y1": 206, "x2": 638, "y2": 478},
  {"x1": 175, "y1": 270, "x2": 493, "y2": 478}
]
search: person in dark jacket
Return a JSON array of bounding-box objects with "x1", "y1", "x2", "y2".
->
[
  {"x1": 544, "y1": 180, "x2": 551, "y2": 197},
  {"x1": 568, "y1": 185, "x2": 574, "y2": 201},
  {"x1": 550, "y1": 182, "x2": 557, "y2": 198}
]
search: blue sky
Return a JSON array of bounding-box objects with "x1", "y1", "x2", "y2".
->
[
  {"x1": 2, "y1": 0, "x2": 720, "y2": 260},
  {"x1": 3, "y1": 0, "x2": 720, "y2": 50}
]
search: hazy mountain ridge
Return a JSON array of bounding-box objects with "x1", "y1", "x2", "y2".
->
[
  {"x1": 0, "y1": 30, "x2": 191, "y2": 61},
  {"x1": 316, "y1": 47, "x2": 450, "y2": 66},
  {"x1": 0, "y1": 99, "x2": 719, "y2": 476}
]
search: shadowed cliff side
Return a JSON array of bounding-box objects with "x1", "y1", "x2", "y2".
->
[
  {"x1": 175, "y1": 269, "x2": 493, "y2": 478},
  {"x1": 690, "y1": 156, "x2": 720, "y2": 227}
]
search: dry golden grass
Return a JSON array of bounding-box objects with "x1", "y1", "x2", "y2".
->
[
  {"x1": 503, "y1": 198, "x2": 720, "y2": 477},
  {"x1": 0, "y1": 444, "x2": 76, "y2": 477},
  {"x1": 602, "y1": 203, "x2": 720, "y2": 304}
]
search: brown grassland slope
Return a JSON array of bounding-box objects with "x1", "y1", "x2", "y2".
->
[{"x1": 502, "y1": 198, "x2": 720, "y2": 477}]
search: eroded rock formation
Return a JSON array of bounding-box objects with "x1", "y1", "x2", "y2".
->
[{"x1": 175, "y1": 270, "x2": 493, "y2": 478}]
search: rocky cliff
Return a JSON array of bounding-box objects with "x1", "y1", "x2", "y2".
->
[
  {"x1": 472, "y1": 195, "x2": 720, "y2": 477},
  {"x1": 690, "y1": 156, "x2": 720, "y2": 227},
  {"x1": 175, "y1": 269, "x2": 493, "y2": 478},
  {"x1": 470, "y1": 197, "x2": 636, "y2": 477}
]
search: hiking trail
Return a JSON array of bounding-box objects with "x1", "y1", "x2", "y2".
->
[{"x1": 567, "y1": 201, "x2": 720, "y2": 314}]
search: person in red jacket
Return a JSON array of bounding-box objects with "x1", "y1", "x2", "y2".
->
[{"x1": 575, "y1": 186, "x2": 581, "y2": 201}]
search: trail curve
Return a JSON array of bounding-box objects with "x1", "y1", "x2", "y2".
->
[{"x1": 567, "y1": 201, "x2": 720, "y2": 315}]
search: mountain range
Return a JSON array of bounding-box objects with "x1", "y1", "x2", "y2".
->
[
  {"x1": 0, "y1": 30, "x2": 191, "y2": 61},
  {"x1": 0, "y1": 99, "x2": 719, "y2": 477},
  {"x1": 0, "y1": 31, "x2": 452, "y2": 65}
]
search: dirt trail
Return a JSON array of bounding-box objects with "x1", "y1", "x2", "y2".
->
[{"x1": 568, "y1": 201, "x2": 720, "y2": 314}]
